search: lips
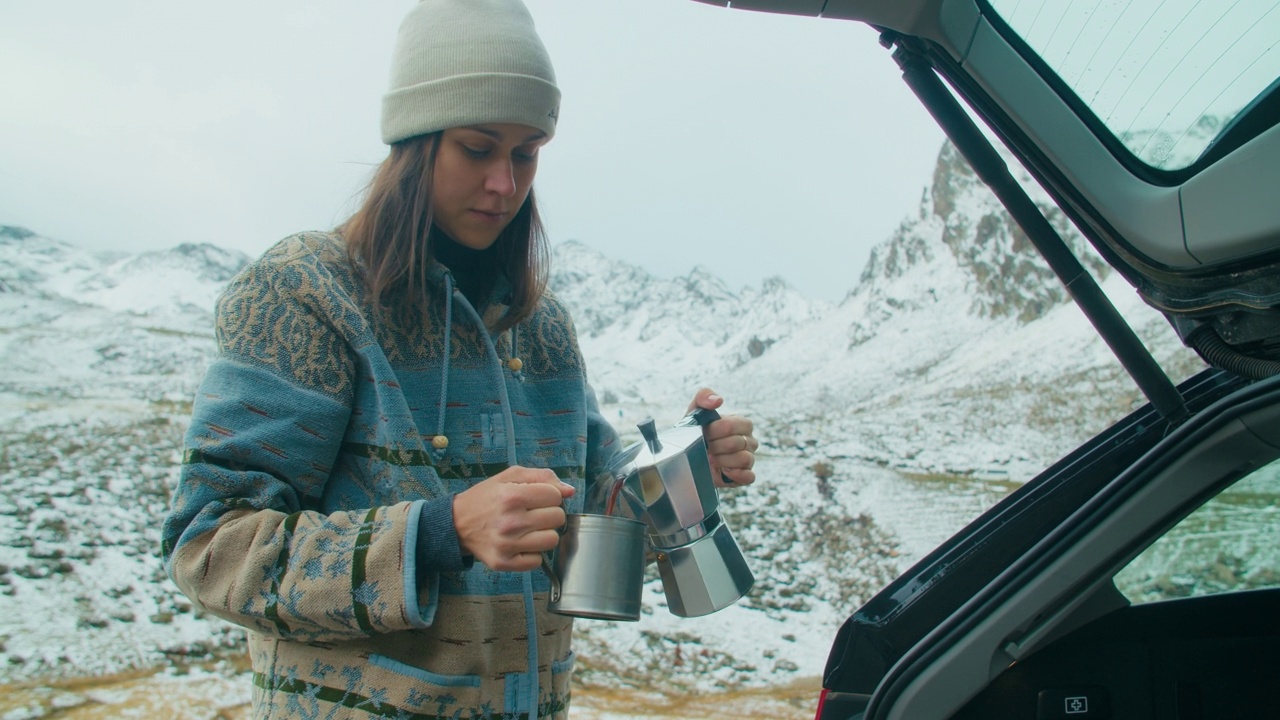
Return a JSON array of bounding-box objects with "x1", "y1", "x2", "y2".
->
[{"x1": 470, "y1": 209, "x2": 508, "y2": 222}]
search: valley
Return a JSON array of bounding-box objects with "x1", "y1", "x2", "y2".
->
[{"x1": 0, "y1": 136, "x2": 1225, "y2": 716}]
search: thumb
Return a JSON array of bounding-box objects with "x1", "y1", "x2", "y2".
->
[{"x1": 688, "y1": 387, "x2": 724, "y2": 413}]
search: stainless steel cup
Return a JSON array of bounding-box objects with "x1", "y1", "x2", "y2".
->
[{"x1": 541, "y1": 513, "x2": 647, "y2": 621}]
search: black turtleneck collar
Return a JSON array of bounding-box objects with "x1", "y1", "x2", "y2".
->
[{"x1": 431, "y1": 232, "x2": 498, "y2": 308}]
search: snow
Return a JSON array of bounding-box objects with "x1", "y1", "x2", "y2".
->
[{"x1": 0, "y1": 138, "x2": 1216, "y2": 708}]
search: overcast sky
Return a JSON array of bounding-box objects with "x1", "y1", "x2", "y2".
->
[{"x1": 0, "y1": 0, "x2": 945, "y2": 301}]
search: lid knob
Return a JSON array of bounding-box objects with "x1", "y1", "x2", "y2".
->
[{"x1": 638, "y1": 417, "x2": 662, "y2": 454}]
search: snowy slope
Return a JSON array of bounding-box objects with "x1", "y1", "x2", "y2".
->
[
  {"x1": 0, "y1": 226, "x2": 248, "y2": 427},
  {"x1": 570, "y1": 142, "x2": 1204, "y2": 479},
  {"x1": 550, "y1": 240, "x2": 830, "y2": 409},
  {"x1": 0, "y1": 138, "x2": 1211, "y2": 691}
]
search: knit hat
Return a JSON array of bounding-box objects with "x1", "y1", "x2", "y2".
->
[{"x1": 380, "y1": 0, "x2": 561, "y2": 145}]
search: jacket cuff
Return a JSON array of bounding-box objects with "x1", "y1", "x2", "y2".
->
[{"x1": 416, "y1": 497, "x2": 470, "y2": 575}]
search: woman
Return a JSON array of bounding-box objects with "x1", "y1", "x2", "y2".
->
[{"x1": 161, "y1": 1, "x2": 757, "y2": 718}]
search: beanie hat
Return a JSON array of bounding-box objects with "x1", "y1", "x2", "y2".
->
[{"x1": 380, "y1": 0, "x2": 561, "y2": 145}]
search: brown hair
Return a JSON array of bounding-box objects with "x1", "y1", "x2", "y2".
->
[{"x1": 340, "y1": 133, "x2": 549, "y2": 332}]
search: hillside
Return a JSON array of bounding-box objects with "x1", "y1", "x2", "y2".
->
[{"x1": 0, "y1": 139, "x2": 1207, "y2": 702}]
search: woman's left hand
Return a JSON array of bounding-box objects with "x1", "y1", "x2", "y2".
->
[{"x1": 688, "y1": 388, "x2": 757, "y2": 487}]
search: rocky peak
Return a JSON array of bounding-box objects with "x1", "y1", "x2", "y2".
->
[
  {"x1": 0, "y1": 226, "x2": 100, "y2": 296},
  {"x1": 547, "y1": 239, "x2": 831, "y2": 400},
  {"x1": 683, "y1": 266, "x2": 734, "y2": 306},
  {"x1": 850, "y1": 140, "x2": 1111, "y2": 326},
  {"x1": 0, "y1": 224, "x2": 37, "y2": 241},
  {"x1": 117, "y1": 243, "x2": 250, "y2": 284}
]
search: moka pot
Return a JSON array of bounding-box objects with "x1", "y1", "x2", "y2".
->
[{"x1": 603, "y1": 408, "x2": 755, "y2": 617}]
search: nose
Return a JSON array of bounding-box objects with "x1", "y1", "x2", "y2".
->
[{"x1": 484, "y1": 157, "x2": 517, "y2": 198}]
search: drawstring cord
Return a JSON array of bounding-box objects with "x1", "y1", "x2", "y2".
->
[
  {"x1": 429, "y1": 274, "x2": 522, "y2": 462},
  {"x1": 430, "y1": 274, "x2": 455, "y2": 461},
  {"x1": 508, "y1": 324, "x2": 523, "y2": 379},
  {"x1": 453, "y1": 296, "x2": 520, "y2": 466}
]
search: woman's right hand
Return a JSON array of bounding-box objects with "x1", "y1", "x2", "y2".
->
[{"x1": 452, "y1": 466, "x2": 575, "y2": 572}]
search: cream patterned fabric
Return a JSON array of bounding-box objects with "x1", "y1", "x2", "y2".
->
[{"x1": 163, "y1": 232, "x2": 619, "y2": 719}]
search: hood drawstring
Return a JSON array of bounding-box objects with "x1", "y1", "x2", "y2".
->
[
  {"x1": 451, "y1": 290, "x2": 520, "y2": 467},
  {"x1": 430, "y1": 274, "x2": 455, "y2": 462},
  {"x1": 507, "y1": 324, "x2": 523, "y2": 380},
  {"x1": 430, "y1": 273, "x2": 524, "y2": 463}
]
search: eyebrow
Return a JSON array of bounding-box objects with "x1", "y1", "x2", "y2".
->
[{"x1": 465, "y1": 126, "x2": 547, "y2": 144}]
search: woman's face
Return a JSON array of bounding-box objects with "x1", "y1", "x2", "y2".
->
[{"x1": 432, "y1": 123, "x2": 547, "y2": 250}]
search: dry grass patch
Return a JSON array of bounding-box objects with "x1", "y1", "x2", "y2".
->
[{"x1": 572, "y1": 676, "x2": 822, "y2": 719}]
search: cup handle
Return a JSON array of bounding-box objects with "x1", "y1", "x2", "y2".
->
[{"x1": 541, "y1": 552, "x2": 561, "y2": 603}]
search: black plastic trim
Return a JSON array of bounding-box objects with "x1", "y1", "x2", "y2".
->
[
  {"x1": 819, "y1": 370, "x2": 1245, "y2": 696},
  {"x1": 865, "y1": 371, "x2": 1280, "y2": 720}
]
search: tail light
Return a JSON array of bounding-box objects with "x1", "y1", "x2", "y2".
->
[{"x1": 815, "y1": 687, "x2": 830, "y2": 719}]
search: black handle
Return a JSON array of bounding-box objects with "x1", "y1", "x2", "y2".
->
[
  {"x1": 679, "y1": 407, "x2": 734, "y2": 485},
  {"x1": 686, "y1": 407, "x2": 716, "y2": 422}
]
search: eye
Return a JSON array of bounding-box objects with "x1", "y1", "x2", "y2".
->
[
  {"x1": 513, "y1": 146, "x2": 540, "y2": 164},
  {"x1": 460, "y1": 144, "x2": 491, "y2": 159}
]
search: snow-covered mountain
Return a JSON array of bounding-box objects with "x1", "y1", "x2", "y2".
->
[
  {"x1": 0, "y1": 226, "x2": 247, "y2": 420},
  {"x1": 833, "y1": 148, "x2": 1196, "y2": 453},
  {"x1": 573, "y1": 141, "x2": 1203, "y2": 479},
  {"x1": 0, "y1": 139, "x2": 1209, "y2": 699},
  {"x1": 550, "y1": 240, "x2": 830, "y2": 408}
]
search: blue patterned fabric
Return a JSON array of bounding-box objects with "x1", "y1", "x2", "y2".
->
[{"x1": 162, "y1": 231, "x2": 620, "y2": 719}]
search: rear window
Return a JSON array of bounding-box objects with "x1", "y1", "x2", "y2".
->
[{"x1": 983, "y1": 0, "x2": 1280, "y2": 171}]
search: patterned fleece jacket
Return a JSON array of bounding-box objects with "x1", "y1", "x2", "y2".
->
[{"x1": 161, "y1": 231, "x2": 620, "y2": 720}]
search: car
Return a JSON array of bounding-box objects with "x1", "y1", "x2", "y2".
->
[{"x1": 693, "y1": 1, "x2": 1280, "y2": 718}]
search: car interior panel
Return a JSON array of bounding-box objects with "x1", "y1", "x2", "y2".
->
[
  {"x1": 877, "y1": 380, "x2": 1280, "y2": 720},
  {"x1": 820, "y1": 371, "x2": 1252, "y2": 693},
  {"x1": 1181, "y1": 122, "x2": 1280, "y2": 264},
  {"x1": 950, "y1": 589, "x2": 1280, "y2": 719}
]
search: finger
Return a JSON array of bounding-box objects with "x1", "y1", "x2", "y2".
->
[
  {"x1": 519, "y1": 483, "x2": 572, "y2": 510},
  {"x1": 489, "y1": 483, "x2": 565, "y2": 517},
  {"x1": 516, "y1": 527, "x2": 563, "y2": 554},
  {"x1": 719, "y1": 468, "x2": 756, "y2": 486},
  {"x1": 488, "y1": 523, "x2": 561, "y2": 563},
  {"x1": 506, "y1": 468, "x2": 576, "y2": 497},
  {"x1": 709, "y1": 433, "x2": 756, "y2": 455},
  {"x1": 493, "y1": 504, "x2": 565, "y2": 539},
  {"x1": 687, "y1": 387, "x2": 724, "y2": 412},
  {"x1": 494, "y1": 551, "x2": 545, "y2": 573},
  {"x1": 523, "y1": 505, "x2": 567, "y2": 533},
  {"x1": 703, "y1": 417, "x2": 754, "y2": 442},
  {"x1": 504, "y1": 467, "x2": 560, "y2": 485},
  {"x1": 730, "y1": 448, "x2": 757, "y2": 469},
  {"x1": 710, "y1": 450, "x2": 755, "y2": 474}
]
